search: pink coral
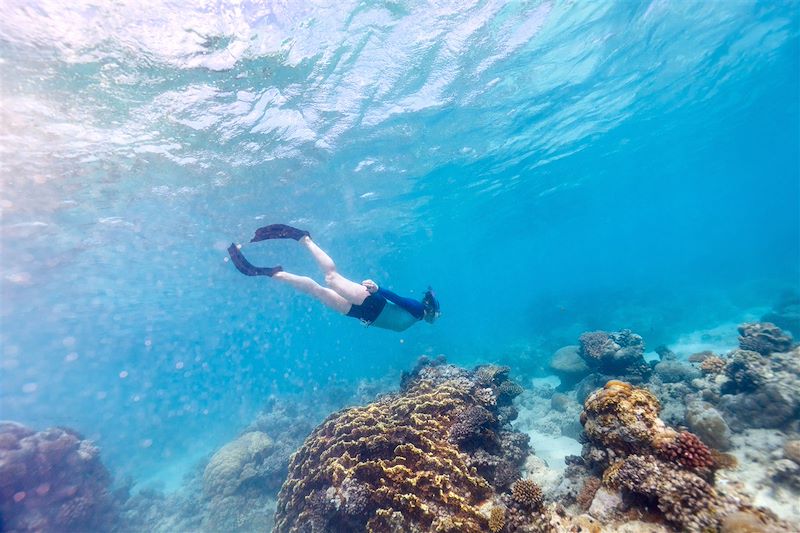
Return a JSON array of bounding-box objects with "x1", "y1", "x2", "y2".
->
[{"x1": 658, "y1": 431, "x2": 714, "y2": 471}]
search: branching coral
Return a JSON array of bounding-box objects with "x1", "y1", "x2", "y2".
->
[
  {"x1": 578, "y1": 329, "x2": 651, "y2": 380},
  {"x1": 657, "y1": 431, "x2": 714, "y2": 471},
  {"x1": 511, "y1": 479, "x2": 543, "y2": 510},
  {"x1": 488, "y1": 506, "x2": 505, "y2": 532},
  {"x1": 579, "y1": 331, "x2": 614, "y2": 360},
  {"x1": 274, "y1": 361, "x2": 531, "y2": 533}
]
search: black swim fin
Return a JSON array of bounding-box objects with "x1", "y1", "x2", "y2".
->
[
  {"x1": 227, "y1": 244, "x2": 283, "y2": 277},
  {"x1": 250, "y1": 224, "x2": 310, "y2": 242}
]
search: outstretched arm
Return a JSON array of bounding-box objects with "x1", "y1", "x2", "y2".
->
[
  {"x1": 362, "y1": 280, "x2": 425, "y2": 320},
  {"x1": 379, "y1": 289, "x2": 425, "y2": 320}
]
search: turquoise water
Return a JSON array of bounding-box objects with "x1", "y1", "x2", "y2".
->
[{"x1": 1, "y1": 0, "x2": 798, "y2": 491}]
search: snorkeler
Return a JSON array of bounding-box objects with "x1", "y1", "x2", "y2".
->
[{"x1": 227, "y1": 224, "x2": 440, "y2": 331}]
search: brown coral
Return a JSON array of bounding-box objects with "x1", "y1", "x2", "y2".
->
[
  {"x1": 274, "y1": 363, "x2": 532, "y2": 533},
  {"x1": 581, "y1": 380, "x2": 673, "y2": 458},
  {"x1": 488, "y1": 506, "x2": 505, "y2": 532},
  {"x1": 711, "y1": 449, "x2": 739, "y2": 470},
  {"x1": 511, "y1": 479, "x2": 543, "y2": 510},
  {"x1": 579, "y1": 331, "x2": 613, "y2": 359},
  {"x1": 699, "y1": 355, "x2": 727, "y2": 375},
  {"x1": 576, "y1": 476, "x2": 601, "y2": 510},
  {"x1": 614, "y1": 454, "x2": 720, "y2": 531},
  {"x1": 474, "y1": 364, "x2": 510, "y2": 386},
  {"x1": 658, "y1": 431, "x2": 714, "y2": 471},
  {"x1": 738, "y1": 322, "x2": 793, "y2": 355}
]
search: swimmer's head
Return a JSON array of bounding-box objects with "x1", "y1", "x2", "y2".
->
[{"x1": 422, "y1": 287, "x2": 440, "y2": 323}]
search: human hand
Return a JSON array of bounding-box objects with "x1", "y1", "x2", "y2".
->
[{"x1": 361, "y1": 279, "x2": 379, "y2": 294}]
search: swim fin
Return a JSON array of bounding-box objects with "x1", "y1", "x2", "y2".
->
[
  {"x1": 227, "y1": 244, "x2": 283, "y2": 277},
  {"x1": 250, "y1": 224, "x2": 310, "y2": 242}
]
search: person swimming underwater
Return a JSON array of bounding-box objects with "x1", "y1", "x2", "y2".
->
[{"x1": 227, "y1": 224, "x2": 440, "y2": 332}]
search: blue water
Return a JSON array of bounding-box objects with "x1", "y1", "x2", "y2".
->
[{"x1": 1, "y1": 0, "x2": 798, "y2": 489}]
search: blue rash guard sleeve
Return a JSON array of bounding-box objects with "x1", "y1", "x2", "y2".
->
[{"x1": 376, "y1": 288, "x2": 425, "y2": 320}]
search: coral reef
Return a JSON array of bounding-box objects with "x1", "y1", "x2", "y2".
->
[
  {"x1": 578, "y1": 329, "x2": 651, "y2": 381},
  {"x1": 715, "y1": 347, "x2": 800, "y2": 430},
  {"x1": 579, "y1": 380, "x2": 787, "y2": 532},
  {"x1": 738, "y1": 322, "x2": 794, "y2": 355},
  {"x1": 700, "y1": 355, "x2": 727, "y2": 375},
  {"x1": 274, "y1": 358, "x2": 530, "y2": 532},
  {"x1": 0, "y1": 422, "x2": 117, "y2": 533}
]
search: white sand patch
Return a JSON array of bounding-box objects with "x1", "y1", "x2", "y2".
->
[
  {"x1": 669, "y1": 322, "x2": 740, "y2": 358},
  {"x1": 526, "y1": 428, "x2": 582, "y2": 473},
  {"x1": 720, "y1": 429, "x2": 800, "y2": 524}
]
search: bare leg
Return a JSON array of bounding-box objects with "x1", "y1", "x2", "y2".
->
[
  {"x1": 299, "y1": 236, "x2": 369, "y2": 305},
  {"x1": 272, "y1": 271, "x2": 352, "y2": 314}
]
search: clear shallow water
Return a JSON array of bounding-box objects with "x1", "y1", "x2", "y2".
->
[{"x1": 1, "y1": 0, "x2": 798, "y2": 488}]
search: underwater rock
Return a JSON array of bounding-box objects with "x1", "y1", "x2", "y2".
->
[
  {"x1": 274, "y1": 359, "x2": 547, "y2": 532},
  {"x1": 200, "y1": 429, "x2": 291, "y2": 531},
  {"x1": 586, "y1": 486, "x2": 622, "y2": 522},
  {"x1": 718, "y1": 347, "x2": 800, "y2": 430},
  {"x1": 784, "y1": 439, "x2": 800, "y2": 465},
  {"x1": 738, "y1": 322, "x2": 794, "y2": 355},
  {"x1": 686, "y1": 400, "x2": 732, "y2": 451},
  {"x1": 575, "y1": 373, "x2": 614, "y2": 404},
  {"x1": 654, "y1": 358, "x2": 699, "y2": 383},
  {"x1": 578, "y1": 329, "x2": 652, "y2": 382},
  {"x1": 203, "y1": 431, "x2": 274, "y2": 498},
  {"x1": 579, "y1": 381, "x2": 784, "y2": 532},
  {"x1": 0, "y1": 422, "x2": 117, "y2": 533},
  {"x1": 768, "y1": 458, "x2": 800, "y2": 490},
  {"x1": 724, "y1": 349, "x2": 772, "y2": 393},
  {"x1": 548, "y1": 345, "x2": 591, "y2": 390}
]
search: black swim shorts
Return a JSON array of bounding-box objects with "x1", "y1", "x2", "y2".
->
[{"x1": 346, "y1": 293, "x2": 387, "y2": 325}]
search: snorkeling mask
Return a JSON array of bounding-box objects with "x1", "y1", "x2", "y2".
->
[{"x1": 422, "y1": 287, "x2": 441, "y2": 322}]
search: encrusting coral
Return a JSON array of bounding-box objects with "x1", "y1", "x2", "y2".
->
[
  {"x1": 738, "y1": 322, "x2": 794, "y2": 355},
  {"x1": 273, "y1": 358, "x2": 530, "y2": 533},
  {"x1": 699, "y1": 355, "x2": 727, "y2": 375}
]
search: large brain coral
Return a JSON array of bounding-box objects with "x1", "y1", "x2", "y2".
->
[
  {"x1": 274, "y1": 361, "x2": 530, "y2": 533},
  {"x1": 203, "y1": 431, "x2": 274, "y2": 498}
]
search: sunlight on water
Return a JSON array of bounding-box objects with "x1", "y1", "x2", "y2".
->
[{"x1": 1, "y1": 1, "x2": 798, "y2": 531}]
